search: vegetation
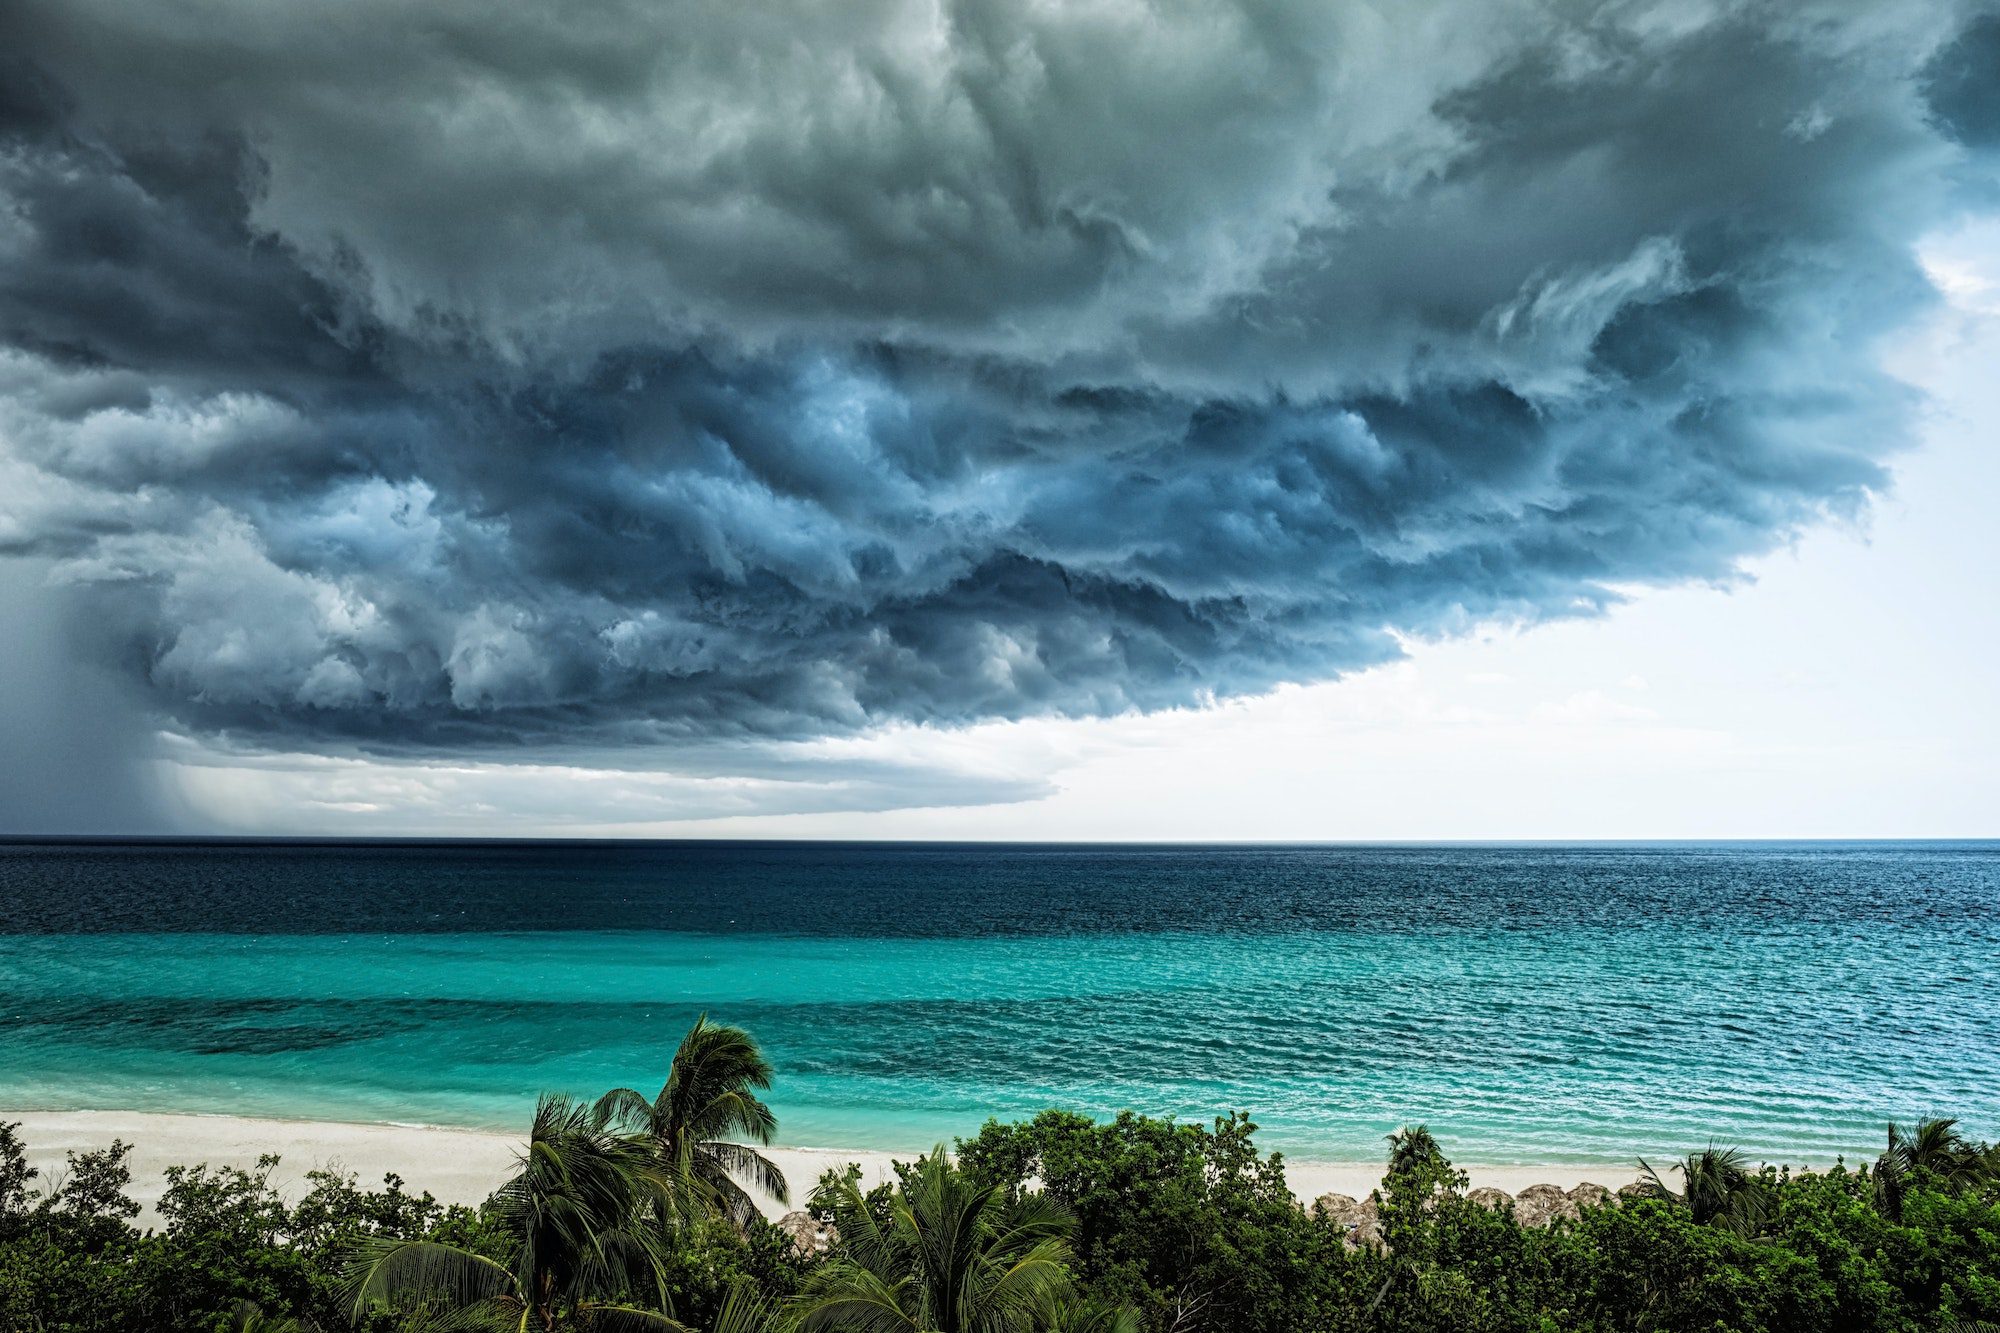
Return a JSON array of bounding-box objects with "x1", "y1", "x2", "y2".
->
[
  {"x1": 344, "y1": 1093, "x2": 681, "y2": 1331},
  {"x1": 796, "y1": 1148, "x2": 1083, "y2": 1333},
  {"x1": 596, "y1": 1015, "x2": 788, "y2": 1229},
  {"x1": 4, "y1": 1019, "x2": 2000, "y2": 1333},
  {"x1": 1637, "y1": 1144, "x2": 1770, "y2": 1235},
  {"x1": 956, "y1": 1109, "x2": 1346, "y2": 1333},
  {"x1": 1876, "y1": 1120, "x2": 1992, "y2": 1222}
]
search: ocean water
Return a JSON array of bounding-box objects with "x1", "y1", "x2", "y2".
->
[{"x1": 2, "y1": 839, "x2": 1997, "y2": 1168}]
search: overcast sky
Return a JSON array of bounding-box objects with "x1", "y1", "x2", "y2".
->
[{"x1": 2, "y1": 0, "x2": 1996, "y2": 838}]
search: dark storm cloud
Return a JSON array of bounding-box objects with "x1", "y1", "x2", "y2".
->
[
  {"x1": 0, "y1": 0, "x2": 1993, "y2": 766},
  {"x1": 1927, "y1": 13, "x2": 2000, "y2": 153}
]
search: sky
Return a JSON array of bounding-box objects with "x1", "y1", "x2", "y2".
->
[{"x1": 2, "y1": 0, "x2": 1997, "y2": 839}]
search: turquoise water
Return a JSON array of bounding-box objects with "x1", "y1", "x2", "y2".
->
[{"x1": 3, "y1": 841, "x2": 1998, "y2": 1166}]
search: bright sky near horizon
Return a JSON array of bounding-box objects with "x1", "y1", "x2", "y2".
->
[{"x1": 3, "y1": 2, "x2": 1998, "y2": 839}]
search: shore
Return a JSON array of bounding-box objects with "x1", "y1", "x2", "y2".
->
[{"x1": 2, "y1": 1109, "x2": 1646, "y2": 1225}]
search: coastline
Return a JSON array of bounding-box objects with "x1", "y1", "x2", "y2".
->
[{"x1": 3, "y1": 1108, "x2": 1648, "y2": 1225}]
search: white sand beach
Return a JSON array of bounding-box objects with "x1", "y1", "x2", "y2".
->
[{"x1": 3, "y1": 1109, "x2": 1644, "y2": 1225}]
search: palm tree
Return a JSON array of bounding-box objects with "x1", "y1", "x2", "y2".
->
[
  {"x1": 597, "y1": 1014, "x2": 788, "y2": 1227},
  {"x1": 1638, "y1": 1145, "x2": 1767, "y2": 1234},
  {"x1": 1891, "y1": 1118, "x2": 1985, "y2": 1177},
  {"x1": 345, "y1": 1094, "x2": 684, "y2": 1333},
  {"x1": 793, "y1": 1147, "x2": 1080, "y2": 1333},
  {"x1": 1385, "y1": 1125, "x2": 1445, "y2": 1180},
  {"x1": 1876, "y1": 1117, "x2": 1992, "y2": 1219}
]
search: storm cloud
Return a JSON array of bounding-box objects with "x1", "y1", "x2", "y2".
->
[{"x1": 0, "y1": 0, "x2": 1994, "y2": 773}]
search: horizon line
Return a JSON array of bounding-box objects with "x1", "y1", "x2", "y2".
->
[{"x1": 4, "y1": 834, "x2": 1997, "y2": 849}]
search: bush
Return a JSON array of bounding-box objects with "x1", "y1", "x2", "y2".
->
[
  {"x1": 958, "y1": 1109, "x2": 1358, "y2": 1333},
  {"x1": 3, "y1": 1111, "x2": 1999, "y2": 1333}
]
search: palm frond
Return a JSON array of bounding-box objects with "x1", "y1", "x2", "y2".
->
[
  {"x1": 979, "y1": 1237, "x2": 1075, "y2": 1313},
  {"x1": 594, "y1": 1087, "x2": 658, "y2": 1134},
  {"x1": 1385, "y1": 1125, "x2": 1443, "y2": 1178},
  {"x1": 576, "y1": 1303, "x2": 696, "y2": 1333},
  {"x1": 1032, "y1": 1292, "x2": 1143, "y2": 1333},
  {"x1": 701, "y1": 1089, "x2": 781, "y2": 1146},
  {"x1": 794, "y1": 1266, "x2": 922, "y2": 1333},
  {"x1": 700, "y1": 1139, "x2": 791, "y2": 1208},
  {"x1": 1886, "y1": 1117, "x2": 1991, "y2": 1189},
  {"x1": 710, "y1": 1280, "x2": 786, "y2": 1333},
  {"x1": 697, "y1": 1171, "x2": 764, "y2": 1231},
  {"x1": 993, "y1": 1191, "x2": 1073, "y2": 1245},
  {"x1": 342, "y1": 1238, "x2": 518, "y2": 1322},
  {"x1": 342, "y1": 1092, "x2": 708, "y2": 1333},
  {"x1": 666, "y1": 1019, "x2": 775, "y2": 1127},
  {"x1": 798, "y1": 1145, "x2": 1077, "y2": 1333},
  {"x1": 811, "y1": 1169, "x2": 901, "y2": 1278},
  {"x1": 387, "y1": 1304, "x2": 524, "y2": 1333},
  {"x1": 1634, "y1": 1157, "x2": 1678, "y2": 1203},
  {"x1": 1715, "y1": 1181, "x2": 1775, "y2": 1240},
  {"x1": 618, "y1": 1015, "x2": 788, "y2": 1226},
  {"x1": 1636, "y1": 1145, "x2": 1761, "y2": 1229}
]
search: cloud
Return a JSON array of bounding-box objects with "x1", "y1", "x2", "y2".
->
[
  {"x1": 160, "y1": 730, "x2": 1057, "y2": 834},
  {"x1": 1925, "y1": 12, "x2": 2000, "y2": 152},
  {"x1": 0, "y1": 0, "x2": 1994, "y2": 811}
]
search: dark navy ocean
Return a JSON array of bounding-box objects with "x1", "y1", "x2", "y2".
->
[{"x1": 3, "y1": 840, "x2": 1996, "y2": 1167}]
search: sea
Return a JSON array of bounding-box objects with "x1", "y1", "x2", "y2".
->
[{"x1": 2, "y1": 839, "x2": 1997, "y2": 1169}]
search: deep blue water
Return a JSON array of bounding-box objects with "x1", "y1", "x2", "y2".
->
[{"x1": 2, "y1": 840, "x2": 1997, "y2": 1166}]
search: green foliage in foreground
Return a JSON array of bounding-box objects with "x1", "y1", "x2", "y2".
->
[
  {"x1": 344, "y1": 1092, "x2": 685, "y2": 1332},
  {"x1": 957, "y1": 1109, "x2": 1348, "y2": 1333},
  {"x1": 798, "y1": 1147, "x2": 1086, "y2": 1333},
  {"x1": 595, "y1": 1013, "x2": 790, "y2": 1230},
  {"x1": 4, "y1": 1028, "x2": 2000, "y2": 1333}
]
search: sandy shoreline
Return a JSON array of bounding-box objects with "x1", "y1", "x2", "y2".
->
[{"x1": 2, "y1": 1109, "x2": 1651, "y2": 1225}]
